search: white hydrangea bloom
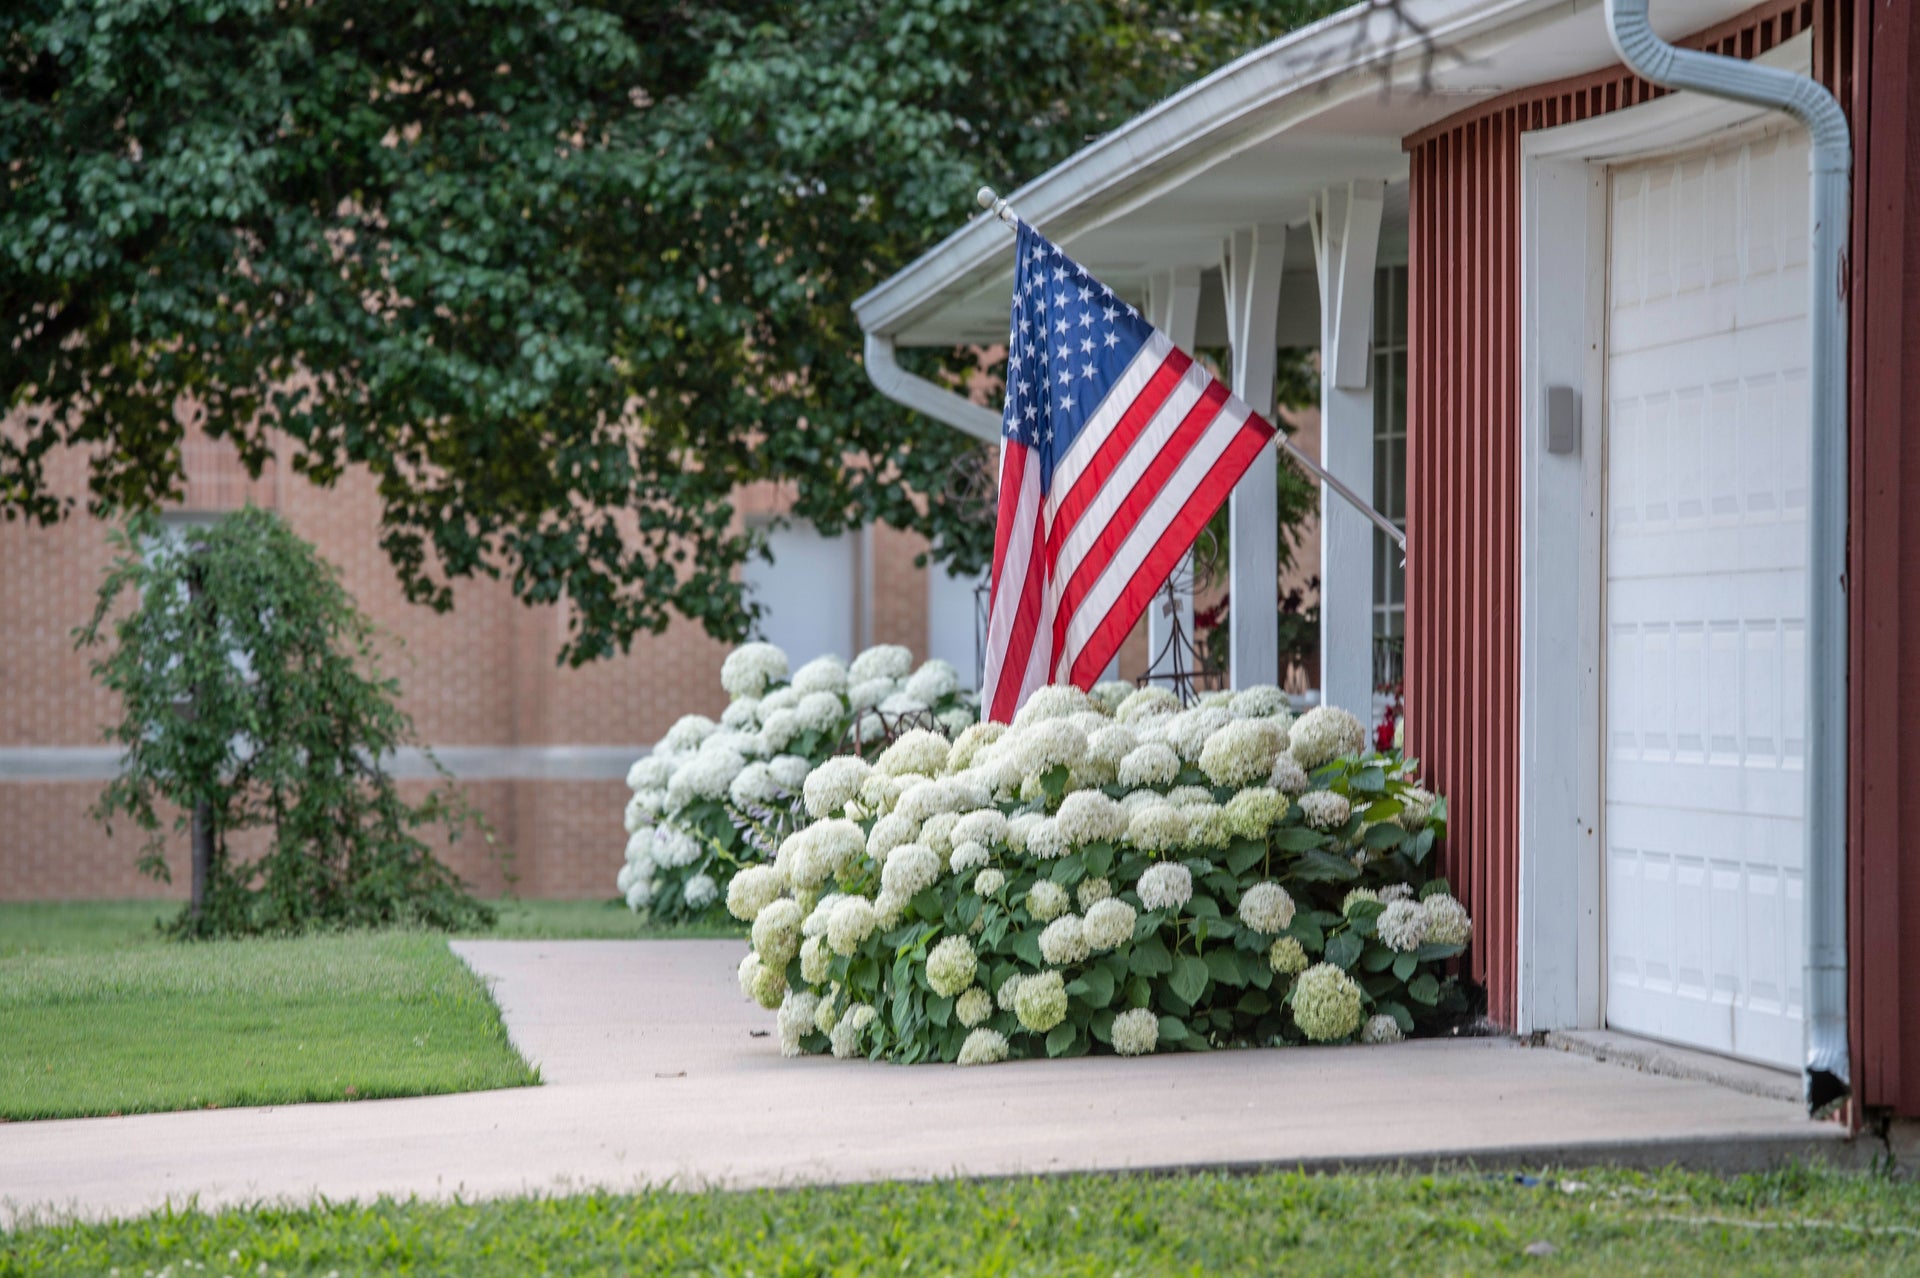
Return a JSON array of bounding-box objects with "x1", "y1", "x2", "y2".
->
[
  {"x1": 1083, "y1": 898, "x2": 1137, "y2": 952},
  {"x1": 814, "y1": 995, "x2": 839, "y2": 1036},
  {"x1": 803, "y1": 755, "x2": 870, "y2": 819},
  {"x1": 720, "y1": 698, "x2": 761, "y2": 730},
  {"x1": 1379, "y1": 882, "x2": 1416, "y2": 904},
  {"x1": 758, "y1": 709, "x2": 803, "y2": 753},
  {"x1": 859, "y1": 769, "x2": 906, "y2": 814},
  {"x1": 952, "y1": 809, "x2": 1009, "y2": 849},
  {"x1": 895, "y1": 778, "x2": 970, "y2": 826},
  {"x1": 880, "y1": 843, "x2": 941, "y2": 899},
  {"x1": 1183, "y1": 802, "x2": 1231, "y2": 849},
  {"x1": 1223, "y1": 788, "x2": 1289, "y2": 840},
  {"x1": 1420, "y1": 893, "x2": 1472, "y2": 946},
  {"x1": 777, "y1": 991, "x2": 821, "y2": 1057},
  {"x1": 661, "y1": 714, "x2": 718, "y2": 755},
  {"x1": 1165, "y1": 785, "x2": 1212, "y2": 807},
  {"x1": 1012, "y1": 684, "x2": 1093, "y2": 727},
  {"x1": 1015, "y1": 719, "x2": 1090, "y2": 775},
  {"x1": 622, "y1": 793, "x2": 651, "y2": 835},
  {"x1": 1360, "y1": 1013, "x2": 1404, "y2": 1045},
  {"x1": 1026, "y1": 880, "x2": 1070, "y2": 922},
  {"x1": 1397, "y1": 786, "x2": 1437, "y2": 829},
  {"x1": 995, "y1": 972, "x2": 1026, "y2": 1011},
  {"x1": 879, "y1": 691, "x2": 930, "y2": 717},
  {"x1": 669, "y1": 746, "x2": 746, "y2": 808},
  {"x1": 827, "y1": 896, "x2": 878, "y2": 956},
  {"x1": 749, "y1": 955, "x2": 787, "y2": 1010},
  {"x1": 1342, "y1": 887, "x2": 1381, "y2": 914},
  {"x1": 938, "y1": 705, "x2": 977, "y2": 737},
  {"x1": 813, "y1": 820, "x2": 865, "y2": 878},
  {"x1": 876, "y1": 729, "x2": 951, "y2": 778},
  {"x1": 1127, "y1": 803, "x2": 1188, "y2": 854},
  {"x1": 1289, "y1": 705, "x2": 1368, "y2": 769},
  {"x1": 628, "y1": 755, "x2": 672, "y2": 791},
  {"x1": 1090, "y1": 680, "x2": 1134, "y2": 714},
  {"x1": 802, "y1": 892, "x2": 844, "y2": 938},
  {"x1": 1116, "y1": 686, "x2": 1180, "y2": 725},
  {"x1": 1054, "y1": 790, "x2": 1127, "y2": 846},
  {"x1": 722, "y1": 642, "x2": 790, "y2": 699},
  {"x1": 727, "y1": 865, "x2": 785, "y2": 922},
  {"x1": 1376, "y1": 899, "x2": 1428, "y2": 952},
  {"x1": 957, "y1": 1027, "x2": 1010, "y2": 1066},
  {"x1": 1111, "y1": 1007, "x2": 1160, "y2": 1056},
  {"x1": 767, "y1": 754, "x2": 811, "y2": 790},
  {"x1": 873, "y1": 888, "x2": 907, "y2": 929},
  {"x1": 830, "y1": 1003, "x2": 877, "y2": 1058},
  {"x1": 1292, "y1": 962, "x2": 1363, "y2": 1041},
  {"x1": 1269, "y1": 936, "x2": 1308, "y2": 975},
  {"x1": 1237, "y1": 882, "x2": 1297, "y2": 934},
  {"x1": 738, "y1": 951, "x2": 763, "y2": 1000},
  {"x1": 800, "y1": 934, "x2": 832, "y2": 984},
  {"x1": 866, "y1": 810, "x2": 918, "y2": 862},
  {"x1": 1025, "y1": 817, "x2": 1070, "y2": 861},
  {"x1": 1014, "y1": 970, "x2": 1069, "y2": 1032},
  {"x1": 1120, "y1": 789, "x2": 1168, "y2": 817},
  {"x1": 791, "y1": 654, "x2": 849, "y2": 695},
  {"x1": 956, "y1": 986, "x2": 993, "y2": 1028},
  {"x1": 683, "y1": 873, "x2": 719, "y2": 911},
  {"x1": 847, "y1": 677, "x2": 895, "y2": 712},
  {"x1": 1229, "y1": 685, "x2": 1292, "y2": 721},
  {"x1": 905, "y1": 659, "x2": 961, "y2": 705},
  {"x1": 708, "y1": 727, "x2": 766, "y2": 759},
  {"x1": 1005, "y1": 811, "x2": 1044, "y2": 853},
  {"x1": 1039, "y1": 914, "x2": 1089, "y2": 966},
  {"x1": 729, "y1": 762, "x2": 782, "y2": 808},
  {"x1": 973, "y1": 868, "x2": 1007, "y2": 897},
  {"x1": 1298, "y1": 790, "x2": 1352, "y2": 831},
  {"x1": 758, "y1": 686, "x2": 801, "y2": 715},
  {"x1": 1198, "y1": 690, "x2": 1234, "y2": 710},
  {"x1": 1136, "y1": 862, "x2": 1193, "y2": 912},
  {"x1": 752, "y1": 898, "x2": 804, "y2": 967},
  {"x1": 1083, "y1": 723, "x2": 1139, "y2": 775},
  {"x1": 1077, "y1": 877, "x2": 1113, "y2": 910},
  {"x1": 1269, "y1": 753, "x2": 1311, "y2": 795},
  {"x1": 625, "y1": 876, "x2": 655, "y2": 912},
  {"x1": 624, "y1": 827, "x2": 653, "y2": 863},
  {"x1": 1162, "y1": 706, "x2": 1232, "y2": 763},
  {"x1": 1199, "y1": 718, "x2": 1289, "y2": 788},
  {"x1": 927, "y1": 935, "x2": 978, "y2": 997},
  {"x1": 947, "y1": 721, "x2": 1006, "y2": 773},
  {"x1": 948, "y1": 841, "x2": 990, "y2": 876},
  {"x1": 791, "y1": 691, "x2": 844, "y2": 734},
  {"x1": 616, "y1": 860, "x2": 640, "y2": 895},
  {"x1": 652, "y1": 825, "x2": 703, "y2": 869},
  {"x1": 920, "y1": 810, "x2": 961, "y2": 858},
  {"x1": 850, "y1": 644, "x2": 914, "y2": 683}
]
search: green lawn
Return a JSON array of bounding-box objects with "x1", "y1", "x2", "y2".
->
[
  {"x1": 4, "y1": 1165, "x2": 1915, "y2": 1275},
  {"x1": 0, "y1": 898, "x2": 738, "y2": 1122}
]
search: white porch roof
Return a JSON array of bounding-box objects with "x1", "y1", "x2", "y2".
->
[{"x1": 853, "y1": 0, "x2": 1765, "y2": 349}]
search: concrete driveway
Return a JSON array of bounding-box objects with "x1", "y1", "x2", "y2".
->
[{"x1": 0, "y1": 939, "x2": 1853, "y2": 1224}]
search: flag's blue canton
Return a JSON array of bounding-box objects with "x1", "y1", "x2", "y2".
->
[{"x1": 1000, "y1": 222, "x2": 1156, "y2": 490}]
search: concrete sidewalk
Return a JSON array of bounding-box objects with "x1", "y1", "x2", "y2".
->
[{"x1": 0, "y1": 940, "x2": 1857, "y2": 1225}]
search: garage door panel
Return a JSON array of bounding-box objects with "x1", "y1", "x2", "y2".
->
[{"x1": 1604, "y1": 128, "x2": 1808, "y2": 1070}]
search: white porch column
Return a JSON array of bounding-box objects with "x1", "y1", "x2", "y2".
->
[
  {"x1": 1221, "y1": 224, "x2": 1288, "y2": 689},
  {"x1": 1145, "y1": 266, "x2": 1203, "y2": 683},
  {"x1": 1310, "y1": 181, "x2": 1385, "y2": 716}
]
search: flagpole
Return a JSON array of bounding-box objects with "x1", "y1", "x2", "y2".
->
[{"x1": 974, "y1": 188, "x2": 1406, "y2": 554}]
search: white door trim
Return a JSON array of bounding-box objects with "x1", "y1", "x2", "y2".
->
[{"x1": 1514, "y1": 33, "x2": 1811, "y2": 1034}]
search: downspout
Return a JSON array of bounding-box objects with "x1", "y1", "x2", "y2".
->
[
  {"x1": 1605, "y1": 0, "x2": 1851, "y2": 1116},
  {"x1": 862, "y1": 331, "x2": 1001, "y2": 443}
]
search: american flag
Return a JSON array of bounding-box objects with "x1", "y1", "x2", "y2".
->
[{"x1": 981, "y1": 222, "x2": 1278, "y2": 723}]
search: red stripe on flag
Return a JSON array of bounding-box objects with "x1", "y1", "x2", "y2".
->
[
  {"x1": 1045, "y1": 348, "x2": 1192, "y2": 568},
  {"x1": 1048, "y1": 380, "x2": 1234, "y2": 660},
  {"x1": 988, "y1": 440, "x2": 1027, "y2": 597},
  {"x1": 1066, "y1": 418, "x2": 1276, "y2": 686},
  {"x1": 989, "y1": 496, "x2": 1050, "y2": 725}
]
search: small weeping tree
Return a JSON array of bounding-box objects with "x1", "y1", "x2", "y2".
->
[{"x1": 77, "y1": 507, "x2": 493, "y2": 938}]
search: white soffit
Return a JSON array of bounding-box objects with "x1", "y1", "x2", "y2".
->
[{"x1": 856, "y1": 0, "x2": 1767, "y2": 347}]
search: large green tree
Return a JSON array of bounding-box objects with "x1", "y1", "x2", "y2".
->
[{"x1": 3, "y1": 0, "x2": 1341, "y2": 663}]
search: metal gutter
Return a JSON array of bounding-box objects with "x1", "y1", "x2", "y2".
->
[
  {"x1": 862, "y1": 332, "x2": 1000, "y2": 442},
  {"x1": 1604, "y1": 0, "x2": 1851, "y2": 1117}
]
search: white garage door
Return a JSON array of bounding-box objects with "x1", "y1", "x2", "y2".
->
[{"x1": 1603, "y1": 128, "x2": 1809, "y2": 1069}]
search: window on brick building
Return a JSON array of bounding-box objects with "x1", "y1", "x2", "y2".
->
[{"x1": 743, "y1": 520, "x2": 857, "y2": 664}]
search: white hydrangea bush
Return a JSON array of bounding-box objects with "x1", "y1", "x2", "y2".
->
[
  {"x1": 728, "y1": 681, "x2": 1469, "y2": 1063},
  {"x1": 617, "y1": 643, "x2": 979, "y2": 920}
]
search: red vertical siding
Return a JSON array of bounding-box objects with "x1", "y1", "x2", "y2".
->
[
  {"x1": 1846, "y1": 0, "x2": 1920, "y2": 1117},
  {"x1": 1403, "y1": 3, "x2": 1821, "y2": 1029}
]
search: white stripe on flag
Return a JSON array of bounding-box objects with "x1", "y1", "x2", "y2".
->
[
  {"x1": 1046, "y1": 332, "x2": 1175, "y2": 508},
  {"x1": 1053, "y1": 400, "x2": 1254, "y2": 675},
  {"x1": 982, "y1": 447, "x2": 1042, "y2": 712}
]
